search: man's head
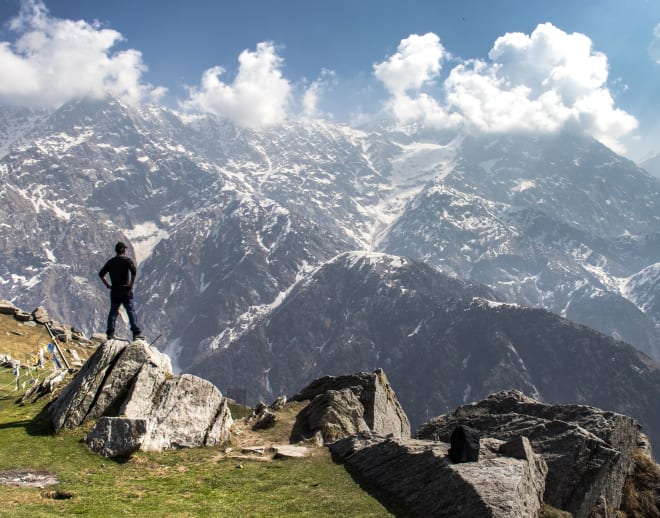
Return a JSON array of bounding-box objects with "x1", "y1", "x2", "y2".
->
[{"x1": 115, "y1": 242, "x2": 128, "y2": 255}]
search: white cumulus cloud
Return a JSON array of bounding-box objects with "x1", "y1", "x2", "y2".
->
[
  {"x1": 0, "y1": 0, "x2": 161, "y2": 108},
  {"x1": 373, "y1": 32, "x2": 459, "y2": 129},
  {"x1": 182, "y1": 42, "x2": 291, "y2": 128},
  {"x1": 375, "y1": 23, "x2": 638, "y2": 153},
  {"x1": 302, "y1": 68, "x2": 335, "y2": 119},
  {"x1": 374, "y1": 33, "x2": 446, "y2": 95}
]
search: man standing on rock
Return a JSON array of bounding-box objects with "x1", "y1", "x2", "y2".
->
[{"x1": 99, "y1": 242, "x2": 145, "y2": 341}]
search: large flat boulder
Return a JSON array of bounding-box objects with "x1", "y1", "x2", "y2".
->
[
  {"x1": 291, "y1": 369, "x2": 410, "y2": 442},
  {"x1": 47, "y1": 340, "x2": 232, "y2": 455},
  {"x1": 417, "y1": 390, "x2": 640, "y2": 518},
  {"x1": 330, "y1": 432, "x2": 547, "y2": 518}
]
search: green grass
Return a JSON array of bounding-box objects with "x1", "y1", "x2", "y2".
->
[
  {"x1": 0, "y1": 314, "x2": 391, "y2": 516},
  {"x1": 0, "y1": 367, "x2": 392, "y2": 517}
]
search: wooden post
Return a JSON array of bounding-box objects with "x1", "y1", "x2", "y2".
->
[{"x1": 44, "y1": 322, "x2": 71, "y2": 370}]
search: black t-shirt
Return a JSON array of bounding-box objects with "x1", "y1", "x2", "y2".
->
[{"x1": 99, "y1": 255, "x2": 137, "y2": 293}]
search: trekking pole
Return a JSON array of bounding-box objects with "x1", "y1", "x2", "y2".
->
[{"x1": 44, "y1": 322, "x2": 71, "y2": 370}]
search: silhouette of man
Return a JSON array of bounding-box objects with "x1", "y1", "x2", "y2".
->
[{"x1": 99, "y1": 242, "x2": 144, "y2": 341}]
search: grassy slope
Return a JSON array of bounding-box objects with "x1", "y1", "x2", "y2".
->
[{"x1": 0, "y1": 315, "x2": 392, "y2": 518}]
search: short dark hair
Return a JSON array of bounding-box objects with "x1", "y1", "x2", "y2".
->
[{"x1": 115, "y1": 242, "x2": 128, "y2": 254}]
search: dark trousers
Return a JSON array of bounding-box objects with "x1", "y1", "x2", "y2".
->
[{"x1": 106, "y1": 292, "x2": 141, "y2": 338}]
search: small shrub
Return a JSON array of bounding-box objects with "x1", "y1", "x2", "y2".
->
[{"x1": 620, "y1": 449, "x2": 660, "y2": 518}]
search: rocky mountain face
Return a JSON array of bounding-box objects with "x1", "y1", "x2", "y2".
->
[
  {"x1": 188, "y1": 251, "x2": 660, "y2": 449},
  {"x1": 379, "y1": 133, "x2": 660, "y2": 358},
  {"x1": 2, "y1": 98, "x2": 660, "y2": 447}
]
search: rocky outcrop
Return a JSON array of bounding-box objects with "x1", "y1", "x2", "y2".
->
[
  {"x1": 0, "y1": 300, "x2": 18, "y2": 316},
  {"x1": 49, "y1": 339, "x2": 169, "y2": 430},
  {"x1": 0, "y1": 301, "x2": 92, "y2": 353},
  {"x1": 290, "y1": 369, "x2": 410, "y2": 443},
  {"x1": 292, "y1": 388, "x2": 370, "y2": 443},
  {"x1": 31, "y1": 306, "x2": 51, "y2": 324},
  {"x1": 330, "y1": 432, "x2": 547, "y2": 518},
  {"x1": 47, "y1": 340, "x2": 232, "y2": 456},
  {"x1": 417, "y1": 390, "x2": 640, "y2": 518}
]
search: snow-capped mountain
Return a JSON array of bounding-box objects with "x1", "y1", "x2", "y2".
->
[
  {"x1": 379, "y1": 133, "x2": 660, "y2": 358},
  {"x1": 0, "y1": 106, "x2": 49, "y2": 157},
  {"x1": 626, "y1": 262, "x2": 660, "y2": 326},
  {"x1": 1, "y1": 96, "x2": 659, "y2": 366}
]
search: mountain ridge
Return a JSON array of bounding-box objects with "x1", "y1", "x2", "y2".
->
[
  {"x1": 187, "y1": 250, "x2": 660, "y2": 450},
  {"x1": 1, "y1": 98, "x2": 660, "y2": 437}
]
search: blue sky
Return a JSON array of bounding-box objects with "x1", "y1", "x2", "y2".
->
[{"x1": 1, "y1": 0, "x2": 659, "y2": 160}]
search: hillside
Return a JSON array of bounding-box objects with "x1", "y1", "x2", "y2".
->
[
  {"x1": 0, "y1": 312, "x2": 392, "y2": 517},
  {"x1": 0, "y1": 380, "x2": 394, "y2": 517},
  {"x1": 189, "y1": 252, "x2": 660, "y2": 450},
  {"x1": 2, "y1": 311, "x2": 658, "y2": 517}
]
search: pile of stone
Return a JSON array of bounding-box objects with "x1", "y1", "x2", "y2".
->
[
  {"x1": 19, "y1": 370, "x2": 69, "y2": 404},
  {"x1": 416, "y1": 390, "x2": 643, "y2": 518},
  {"x1": 39, "y1": 343, "x2": 657, "y2": 517},
  {"x1": 47, "y1": 339, "x2": 233, "y2": 457},
  {"x1": 286, "y1": 372, "x2": 657, "y2": 517},
  {"x1": 249, "y1": 399, "x2": 281, "y2": 431},
  {"x1": 0, "y1": 300, "x2": 47, "y2": 325}
]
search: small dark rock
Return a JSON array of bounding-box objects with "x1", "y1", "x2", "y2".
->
[
  {"x1": 252, "y1": 409, "x2": 276, "y2": 430},
  {"x1": 449, "y1": 425, "x2": 480, "y2": 463},
  {"x1": 254, "y1": 401, "x2": 267, "y2": 415},
  {"x1": 41, "y1": 490, "x2": 74, "y2": 500}
]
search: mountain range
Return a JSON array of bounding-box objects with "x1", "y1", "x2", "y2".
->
[
  {"x1": 641, "y1": 153, "x2": 660, "y2": 180},
  {"x1": 1, "y1": 97, "x2": 659, "y2": 443}
]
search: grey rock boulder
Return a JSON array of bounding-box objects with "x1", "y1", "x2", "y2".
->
[
  {"x1": 19, "y1": 370, "x2": 67, "y2": 404},
  {"x1": 31, "y1": 306, "x2": 50, "y2": 324},
  {"x1": 291, "y1": 387, "x2": 370, "y2": 443},
  {"x1": 85, "y1": 417, "x2": 148, "y2": 458},
  {"x1": 47, "y1": 340, "x2": 232, "y2": 453},
  {"x1": 14, "y1": 310, "x2": 32, "y2": 322},
  {"x1": 251, "y1": 409, "x2": 277, "y2": 431},
  {"x1": 417, "y1": 390, "x2": 640, "y2": 518},
  {"x1": 291, "y1": 369, "x2": 410, "y2": 442},
  {"x1": 48, "y1": 340, "x2": 135, "y2": 431},
  {"x1": 0, "y1": 354, "x2": 14, "y2": 367},
  {"x1": 133, "y1": 374, "x2": 232, "y2": 451},
  {"x1": 330, "y1": 432, "x2": 547, "y2": 518}
]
